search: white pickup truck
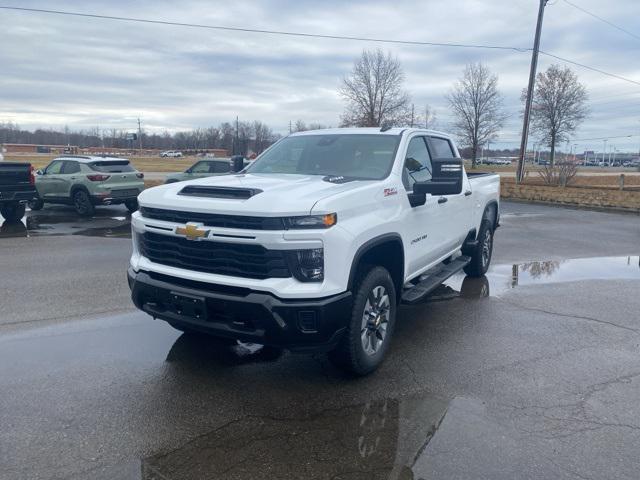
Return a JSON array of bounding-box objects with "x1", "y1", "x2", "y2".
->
[{"x1": 128, "y1": 128, "x2": 500, "y2": 374}]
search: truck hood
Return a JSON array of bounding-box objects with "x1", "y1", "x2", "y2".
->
[{"x1": 138, "y1": 173, "x2": 369, "y2": 216}]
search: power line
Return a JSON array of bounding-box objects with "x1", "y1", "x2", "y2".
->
[
  {"x1": 0, "y1": 6, "x2": 530, "y2": 52},
  {"x1": 539, "y1": 51, "x2": 640, "y2": 87},
  {"x1": 1, "y1": 5, "x2": 639, "y2": 89},
  {"x1": 571, "y1": 134, "x2": 638, "y2": 141},
  {"x1": 562, "y1": 0, "x2": 640, "y2": 42}
]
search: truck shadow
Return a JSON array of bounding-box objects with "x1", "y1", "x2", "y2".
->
[{"x1": 165, "y1": 334, "x2": 284, "y2": 369}]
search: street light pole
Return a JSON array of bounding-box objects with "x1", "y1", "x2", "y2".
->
[
  {"x1": 516, "y1": 0, "x2": 548, "y2": 184},
  {"x1": 603, "y1": 139, "x2": 608, "y2": 164}
]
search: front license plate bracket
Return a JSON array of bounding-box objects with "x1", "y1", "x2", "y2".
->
[{"x1": 169, "y1": 291, "x2": 207, "y2": 321}]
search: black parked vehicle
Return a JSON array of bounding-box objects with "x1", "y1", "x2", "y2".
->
[{"x1": 0, "y1": 162, "x2": 37, "y2": 222}]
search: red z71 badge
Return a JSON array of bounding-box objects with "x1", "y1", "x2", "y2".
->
[{"x1": 384, "y1": 187, "x2": 398, "y2": 197}]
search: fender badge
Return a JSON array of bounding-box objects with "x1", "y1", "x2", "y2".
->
[
  {"x1": 175, "y1": 222, "x2": 210, "y2": 241},
  {"x1": 384, "y1": 187, "x2": 398, "y2": 197}
]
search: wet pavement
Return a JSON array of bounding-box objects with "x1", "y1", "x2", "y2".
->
[
  {"x1": 1, "y1": 201, "x2": 640, "y2": 479},
  {"x1": 0, "y1": 204, "x2": 132, "y2": 239}
]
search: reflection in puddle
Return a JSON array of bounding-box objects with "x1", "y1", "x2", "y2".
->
[
  {"x1": 141, "y1": 391, "x2": 450, "y2": 480},
  {"x1": 444, "y1": 256, "x2": 640, "y2": 296},
  {"x1": 0, "y1": 207, "x2": 132, "y2": 238}
]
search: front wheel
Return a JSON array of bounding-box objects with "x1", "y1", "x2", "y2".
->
[
  {"x1": 464, "y1": 219, "x2": 494, "y2": 277},
  {"x1": 329, "y1": 266, "x2": 397, "y2": 376},
  {"x1": 1, "y1": 202, "x2": 26, "y2": 222},
  {"x1": 73, "y1": 190, "x2": 95, "y2": 216},
  {"x1": 125, "y1": 199, "x2": 138, "y2": 213},
  {"x1": 28, "y1": 198, "x2": 44, "y2": 211}
]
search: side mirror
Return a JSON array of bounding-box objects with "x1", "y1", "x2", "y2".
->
[
  {"x1": 36, "y1": 169, "x2": 43, "y2": 175},
  {"x1": 230, "y1": 155, "x2": 245, "y2": 173},
  {"x1": 413, "y1": 158, "x2": 463, "y2": 196}
]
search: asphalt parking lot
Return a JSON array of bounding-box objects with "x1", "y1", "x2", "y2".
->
[{"x1": 1, "y1": 201, "x2": 639, "y2": 479}]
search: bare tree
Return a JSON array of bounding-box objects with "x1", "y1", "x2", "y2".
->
[
  {"x1": 293, "y1": 120, "x2": 307, "y2": 132},
  {"x1": 339, "y1": 49, "x2": 411, "y2": 127},
  {"x1": 423, "y1": 104, "x2": 437, "y2": 129},
  {"x1": 447, "y1": 63, "x2": 506, "y2": 167},
  {"x1": 525, "y1": 64, "x2": 588, "y2": 165}
]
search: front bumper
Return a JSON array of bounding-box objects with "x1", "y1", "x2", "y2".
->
[{"x1": 128, "y1": 268, "x2": 352, "y2": 352}]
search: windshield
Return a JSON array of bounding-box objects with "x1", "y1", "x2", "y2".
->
[{"x1": 247, "y1": 134, "x2": 400, "y2": 180}]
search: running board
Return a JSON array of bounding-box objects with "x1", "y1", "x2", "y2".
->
[{"x1": 401, "y1": 256, "x2": 471, "y2": 304}]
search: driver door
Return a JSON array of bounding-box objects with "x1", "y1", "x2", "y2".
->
[
  {"x1": 401, "y1": 136, "x2": 448, "y2": 276},
  {"x1": 37, "y1": 160, "x2": 64, "y2": 199}
]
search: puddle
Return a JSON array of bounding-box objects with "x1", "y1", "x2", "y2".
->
[
  {"x1": 0, "y1": 205, "x2": 132, "y2": 238},
  {"x1": 443, "y1": 256, "x2": 640, "y2": 297},
  {"x1": 139, "y1": 391, "x2": 450, "y2": 480}
]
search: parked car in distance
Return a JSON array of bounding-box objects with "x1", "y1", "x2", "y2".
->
[
  {"x1": 164, "y1": 159, "x2": 232, "y2": 184},
  {"x1": 29, "y1": 156, "x2": 144, "y2": 216},
  {"x1": 0, "y1": 162, "x2": 37, "y2": 222},
  {"x1": 160, "y1": 150, "x2": 183, "y2": 158},
  {"x1": 128, "y1": 127, "x2": 500, "y2": 375}
]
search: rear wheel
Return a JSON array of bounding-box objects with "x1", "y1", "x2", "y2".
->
[
  {"x1": 463, "y1": 219, "x2": 494, "y2": 277},
  {"x1": 329, "y1": 266, "x2": 397, "y2": 376},
  {"x1": 1, "y1": 202, "x2": 26, "y2": 222},
  {"x1": 73, "y1": 190, "x2": 95, "y2": 216},
  {"x1": 125, "y1": 199, "x2": 138, "y2": 213},
  {"x1": 28, "y1": 198, "x2": 44, "y2": 211}
]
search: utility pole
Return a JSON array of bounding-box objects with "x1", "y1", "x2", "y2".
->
[
  {"x1": 137, "y1": 117, "x2": 142, "y2": 155},
  {"x1": 516, "y1": 0, "x2": 548, "y2": 184},
  {"x1": 289, "y1": 120, "x2": 292, "y2": 134},
  {"x1": 603, "y1": 139, "x2": 608, "y2": 164},
  {"x1": 235, "y1": 116, "x2": 239, "y2": 156}
]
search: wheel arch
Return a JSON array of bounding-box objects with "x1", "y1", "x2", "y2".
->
[
  {"x1": 69, "y1": 183, "x2": 91, "y2": 199},
  {"x1": 347, "y1": 233, "x2": 405, "y2": 301},
  {"x1": 482, "y1": 200, "x2": 499, "y2": 230}
]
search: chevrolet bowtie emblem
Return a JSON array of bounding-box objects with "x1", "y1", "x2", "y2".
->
[{"x1": 175, "y1": 223, "x2": 210, "y2": 241}]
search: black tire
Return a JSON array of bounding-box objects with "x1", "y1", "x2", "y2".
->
[
  {"x1": 329, "y1": 266, "x2": 397, "y2": 376},
  {"x1": 0, "y1": 202, "x2": 26, "y2": 222},
  {"x1": 28, "y1": 198, "x2": 44, "y2": 211},
  {"x1": 72, "y1": 190, "x2": 95, "y2": 216},
  {"x1": 125, "y1": 199, "x2": 138, "y2": 213},
  {"x1": 463, "y1": 219, "x2": 494, "y2": 277}
]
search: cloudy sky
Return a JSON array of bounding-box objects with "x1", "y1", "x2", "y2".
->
[{"x1": 1, "y1": 0, "x2": 639, "y2": 152}]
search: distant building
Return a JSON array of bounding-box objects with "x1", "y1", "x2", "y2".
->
[{"x1": 1, "y1": 143, "x2": 78, "y2": 154}]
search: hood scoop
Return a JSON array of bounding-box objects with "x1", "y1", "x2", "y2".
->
[
  {"x1": 177, "y1": 185, "x2": 263, "y2": 200},
  {"x1": 322, "y1": 175, "x2": 357, "y2": 184}
]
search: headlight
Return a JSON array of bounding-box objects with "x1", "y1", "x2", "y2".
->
[
  {"x1": 287, "y1": 248, "x2": 324, "y2": 282},
  {"x1": 285, "y1": 213, "x2": 337, "y2": 229}
]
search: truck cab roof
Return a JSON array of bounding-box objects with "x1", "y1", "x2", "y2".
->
[{"x1": 288, "y1": 127, "x2": 454, "y2": 140}]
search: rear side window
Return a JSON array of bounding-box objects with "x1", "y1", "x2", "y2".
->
[
  {"x1": 429, "y1": 137, "x2": 455, "y2": 158},
  {"x1": 212, "y1": 161, "x2": 230, "y2": 173},
  {"x1": 61, "y1": 161, "x2": 80, "y2": 174},
  {"x1": 89, "y1": 161, "x2": 135, "y2": 173}
]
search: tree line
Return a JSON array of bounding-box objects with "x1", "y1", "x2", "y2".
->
[{"x1": 0, "y1": 120, "x2": 281, "y2": 155}]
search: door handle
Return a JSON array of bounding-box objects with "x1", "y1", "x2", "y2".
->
[
  {"x1": 464, "y1": 190, "x2": 472, "y2": 196},
  {"x1": 438, "y1": 197, "x2": 448, "y2": 204},
  {"x1": 70, "y1": 177, "x2": 76, "y2": 180}
]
